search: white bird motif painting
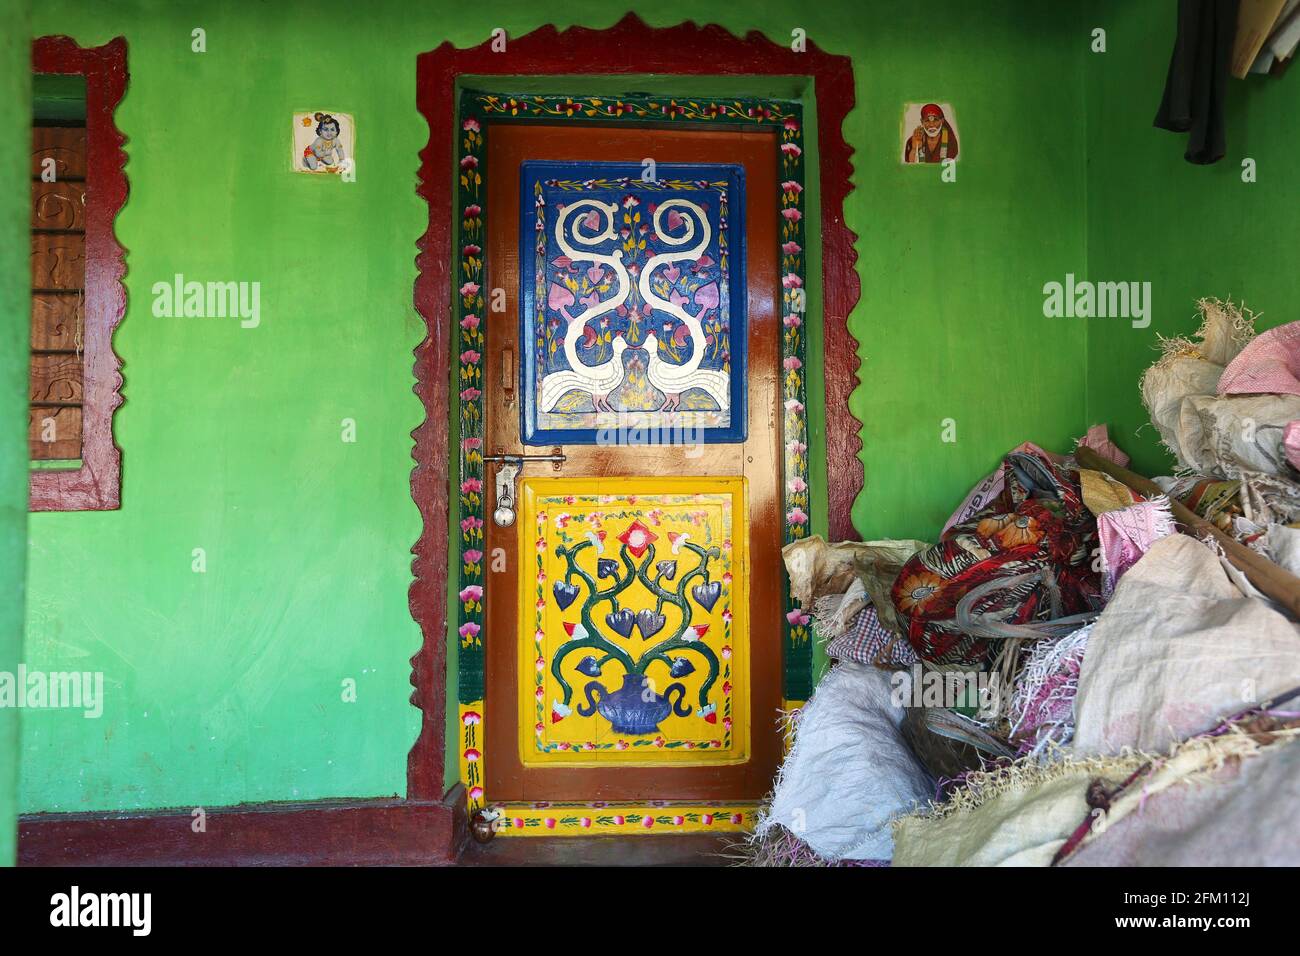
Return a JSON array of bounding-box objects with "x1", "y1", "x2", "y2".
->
[
  {"x1": 638, "y1": 199, "x2": 731, "y2": 412},
  {"x1": 644, "y1": 333, "x2": 729, "y2": 412},
  {"x1": 539, "y1": 333, "x2": 628, "y2": 412},
  {"x1": 538, "y1": 199, "x2": 631, "y2": 413}
]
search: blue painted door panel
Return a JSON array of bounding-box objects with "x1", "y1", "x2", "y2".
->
[{"x1": 520, "y1": 160, "x2": 747, "y2": 445}]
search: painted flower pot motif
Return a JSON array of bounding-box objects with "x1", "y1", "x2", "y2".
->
[
  {"x1": 576, "y1": 673, "x2": 692, "y2": 736},
  {"x1": 549, "y1": 519, "x2": 725, "y2": 738}
]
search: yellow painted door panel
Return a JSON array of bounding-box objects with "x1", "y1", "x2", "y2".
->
[{"x1": 520, "y1": 477, "x2": 748, "y2": 766}]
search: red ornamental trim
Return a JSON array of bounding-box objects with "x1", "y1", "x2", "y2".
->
[
  {"x1": 411, "y1": 14, "x2": 862, "y2": 800},
  {"x1": 30, "y1": 36, "x2": 129, "y2": 512}
]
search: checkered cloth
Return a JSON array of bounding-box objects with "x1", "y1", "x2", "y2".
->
[
  {"x1": 1218, "y1": 321, "x2": 1300, "y2": 398},
  {"x1": 1098, "y1": 496, "x2": 1176, "y2": 598},
  {"x1": 826, "y1": 605, "x2": 918, "y2": 668}
]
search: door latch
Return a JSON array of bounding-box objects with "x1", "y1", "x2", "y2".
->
[{"x1": 484, "y1": 452, "x2": 566, "y2": 527}]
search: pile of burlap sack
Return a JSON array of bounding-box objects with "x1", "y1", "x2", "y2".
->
[
  {"x1": 1142, "y1": 297, "x2": 1300, "y2": 527},
  {"x1": 741, "y1": 298, "x2": 1300, "y2": 867}
]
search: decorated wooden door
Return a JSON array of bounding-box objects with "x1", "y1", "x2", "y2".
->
[{"x1": 479, "y1": 122, "x2": 784, "y2": 830}]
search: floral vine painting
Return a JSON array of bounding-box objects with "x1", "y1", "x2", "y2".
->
[{"x1": 521, "y1": 479, "x2": 748, "y2": 765}]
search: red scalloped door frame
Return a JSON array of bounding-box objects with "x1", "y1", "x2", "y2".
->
[
  {"x1": 30, "y1": 36, "x2": 128, "y2": 512},
  {"x1": 409, "y1": 14, "x2": 862, "y2": 799}
]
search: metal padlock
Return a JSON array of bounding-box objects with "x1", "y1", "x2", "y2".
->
[{"x1": 484, "y1": 453, "x2": 566, "y2": 528}]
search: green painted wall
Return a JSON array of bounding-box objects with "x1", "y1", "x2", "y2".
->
[
  {"x1": 1, "y1": 0, "x2": 33, "y2": 862},
  {"x1": 22, "y1": 0, "x2": 1092, "y2": 813},
  {"x1": 1085, "y1": 1, "x2": 1300, "y2": 477},
  {"x1": 848, "y1": 4, "x2": 1089, "y2": 540},
  {"x1": 25, "y1": 0, "x2": 427, "y2": 812}
]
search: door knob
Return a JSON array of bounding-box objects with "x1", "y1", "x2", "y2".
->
[{"x1": 485, "y1": 453, "x2": 567, "y2": 527}]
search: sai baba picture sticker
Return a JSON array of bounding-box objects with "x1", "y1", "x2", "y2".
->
[{"x1": 901, "y1": 102, "x2": 959, "y2": 165}]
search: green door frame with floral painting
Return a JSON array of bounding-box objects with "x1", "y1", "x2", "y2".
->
[
  {"x1": 451, "y1": 88, "x2": 811, "y2": 835},
  {"x1": 409, "y1": 17, "x2": 863, "y2": 834}
]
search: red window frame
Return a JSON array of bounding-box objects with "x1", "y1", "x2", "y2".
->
[{"x1": 30, "y1": 36, "x2": 127, "y2": 512}]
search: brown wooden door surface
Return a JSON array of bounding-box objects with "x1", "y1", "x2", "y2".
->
[{"x1": 484, "y1": 123, "x2": 781, "y2": 802}]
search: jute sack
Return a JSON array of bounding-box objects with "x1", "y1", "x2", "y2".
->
[{"x1": 1073, "y1": 534, "x2": 1300, "y2": 757}]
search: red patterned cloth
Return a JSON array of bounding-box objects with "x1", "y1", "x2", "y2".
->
[{"x1": 891, "y1": 447, "x2": 1102, "y2": 667}]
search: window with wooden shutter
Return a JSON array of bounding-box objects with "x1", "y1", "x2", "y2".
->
[
  {"x1": 30, "y1": 116, "x2": 87, "y2": 463},
  {"x1": 29, "y1": 37, "x2": 127, "y2": 512}
]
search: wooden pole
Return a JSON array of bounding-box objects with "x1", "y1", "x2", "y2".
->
[{"x1": 1075, "y1": 446, "x2": 1300, "y2": 619}]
